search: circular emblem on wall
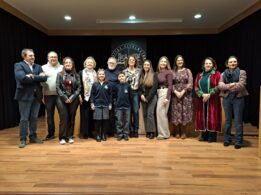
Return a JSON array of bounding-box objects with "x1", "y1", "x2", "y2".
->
[{"x1": 111, "y1": 42, "x2": 146, "y2": 69}]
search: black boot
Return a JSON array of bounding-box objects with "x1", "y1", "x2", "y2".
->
[
  {"x1": 96, "y1": 129, "x2": 101, "y2": 142},
  {"x1": 102, "y1": 129, "x2": 107, "y2": 141},
  {"x1": 208, "y1": 132, "x2": 217, "y2": 143},
  {"x1": 199, "y1": 131, "x2": 208, "y2": 141},
  {"x1": 149, "y1": 133, "x2": 155, "y2": 139}
]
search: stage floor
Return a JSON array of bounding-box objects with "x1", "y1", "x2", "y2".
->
[{"x1": 0, "y1": 118, "x2": 260, "y2": 195}]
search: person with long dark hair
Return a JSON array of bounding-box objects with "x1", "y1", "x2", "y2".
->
[
  {"x1": 170, "y1": 55, "x2": 193, "y2": 139},
  {"x1": 139, "y1": 60, "x2": 158, "y2": 139},
  {"x1": 194, "y1": 57, "x2": 221, "y2": 143},
  {"x1": 218, "y1": 56, "x2": 248, "y2": 149},
  {"x1": 56, "y1": 57, "x2": 81, "y2": 144}
]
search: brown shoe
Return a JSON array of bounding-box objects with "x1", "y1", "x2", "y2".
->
[{"x1": 175, "y1": 133, "x2": 180, "y2": 139}]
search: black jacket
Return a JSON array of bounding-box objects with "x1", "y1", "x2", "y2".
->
[
  {"x1": 115, "y1": 83, "x2": 132, "y2": 109},
  {"x1": 90, "y1": 81, "x2": 112, "y2": 107}
]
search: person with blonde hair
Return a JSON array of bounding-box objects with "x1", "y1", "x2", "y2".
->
[
  {"x1": 156, "y1": 56, "x2": 173, "y2": 140},
  {"x1": 90, "y1": 69, "x2": 112, "y2": 142},
  {"x1": 78, "y1": 56, "x2": 97, "y2": 139}
]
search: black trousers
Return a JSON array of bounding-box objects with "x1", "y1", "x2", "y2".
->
[
  {"x1": 44, "y1": 95, "x2": 58, "y2": 136},
  {"x1": 94, "y1": 120, "x2": 110, "y2": 136},
  {"x1": 57, "y1": 97, "x2": 79, "y2": 140},
  {"x1": 79, "y1": 100, "x2": 94, "y2": 138}
]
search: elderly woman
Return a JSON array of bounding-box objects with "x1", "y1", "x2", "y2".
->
[
  {"x1": 194, "y1": 57, "x2": 221, "y2": 143},
  {"x1": 218, "y1": 56, "x2": 248, "y2": 149},
  {"x1": 78, "y1": 56, "x2": 97, "y2": 139}
]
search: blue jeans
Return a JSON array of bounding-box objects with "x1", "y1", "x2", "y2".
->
[
  {"x1": 44, "y1": 95, "x2": 57, "y2": 136},
  {"x1": 130, "y1": 91, "x2": 139, "y2": 133},
  {"x1": 18, "y1": 98, "x2": 41, "y2": 140},
  {"x1": 223, "y1": 97, "x2": 245, "y2": 146}
]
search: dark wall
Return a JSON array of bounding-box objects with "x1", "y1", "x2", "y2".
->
[
  {"x1": 0, "y1": 8, "x2": 48, "y2": 129},
  {"x1": 0, "y1": 8, "x2": 260, "y2": 130}
]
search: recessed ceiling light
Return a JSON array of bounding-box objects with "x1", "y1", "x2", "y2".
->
[
  {"x1": 129, "y1": 15, "x2": 136, "y2": 20},
  {"x1": 194, "y1": 14, "x2": 202, "y2": 19},
  {"x1": 64, "y1": 15, "x2": 72, "y2": 21}
]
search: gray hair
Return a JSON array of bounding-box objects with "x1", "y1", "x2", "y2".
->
[{"x1": 21, "y1": 48, "x2": 34, "y2": 58}]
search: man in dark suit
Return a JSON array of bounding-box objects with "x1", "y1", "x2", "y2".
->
[{"x1": 14, "y1": 48, "x2": 47, "y2": 148}]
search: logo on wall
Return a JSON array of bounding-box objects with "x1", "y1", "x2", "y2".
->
[{"x1": 111, "y1": 39, "x2": 147, "y2": 69}]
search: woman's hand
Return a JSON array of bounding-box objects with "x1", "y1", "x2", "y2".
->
[
  {"x1": 79, "y1": 95, "x2": 83, "y2": 105},
  {"x1": 141, "y1": 95, "x2": 147, "y2": 102},
  {"x1": 202, "y1": 93, "x2": 210, "y2": 102},
  {"x1": 91, "y1": 104, "x2": 95, "y2": 110},
  {"x1": 163, "y1": 98, "x2": 169, "y2": 105}
]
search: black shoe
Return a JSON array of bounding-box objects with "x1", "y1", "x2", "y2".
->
[
  {"x1": 149, "y1": 133, "x2": 155, "y2": 139},
  {"x1": 198, "y1": 137, "x2": 206, "y2": 142},
  {"x1": 234, "y1": 145, "x2": 242, "y2": 149},
  {"x1": 224, "y1": 142, "x2": 230, "y2": 147},
  {"x1": 129, "y1": 132, "x2": 134, "y2": 138},
  {"x1": 96, "y1": 135, "x2": 101, "y2": 142},
  {"x1": 43, "y1": 134, "x2": 55, "y2": 141},
  {"x1": 102, "y1": 133, "x2": 107, "y2": 141},
  {"x1": 146, "y1": 133, "x2": 150, "y2": 138},
  {"x1": 133, "y1": 132, "x2": 139, "y2": 138},
  {"x1": 124, "y1": 136, "x2": 129, "y2": 141},
  {"x1": 117, "y1": 136, "x2": 123, "y2": 141},
  {"x1": 19, "y1": 140, "x2": 26, "y2": 148},
  {"x1": 30, "y1": 137, "x2": 43, "y2": 144}
]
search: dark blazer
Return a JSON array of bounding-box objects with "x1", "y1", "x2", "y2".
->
[{"x1": 14, "y1": 61, "x2": 47, "y2": 101}]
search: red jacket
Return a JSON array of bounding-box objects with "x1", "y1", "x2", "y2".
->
[{"x1": 194, "y1": 70, "x2": 221, "y2": 132}]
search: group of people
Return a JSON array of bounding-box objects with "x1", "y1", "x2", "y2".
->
[{"x1": 14, "y1": 48, "x2": 248, "y2": 150}]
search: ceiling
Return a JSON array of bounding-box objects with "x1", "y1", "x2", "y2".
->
[{"x1": 1, "y1": 0, "x2": 260, "y2": 35}]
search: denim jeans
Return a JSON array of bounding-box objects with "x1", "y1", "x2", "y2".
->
[
  {"x1": 44, "y1": 95, "x2": 57, "y2": 136},
  {"x1": 18, "y1": 98, "x2": 41, "y2": 140},
  {"x1": 223, "y1": 97, "x2": 245, "y2": 146},
  {"x1": 130, "y1": 91, "x2": 139, "y2": 133},
  {"x1": 115, "y1": 109, "x2": 130, "y2": 137}
]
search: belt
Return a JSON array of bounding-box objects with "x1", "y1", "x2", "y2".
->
[{"x1": 158, "y1": 86, "x2": 167, "y2": 89}]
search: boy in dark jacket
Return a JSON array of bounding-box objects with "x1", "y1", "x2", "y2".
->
[{"x1": 115, "y1": 72, "x2": 132, "y2": 141}]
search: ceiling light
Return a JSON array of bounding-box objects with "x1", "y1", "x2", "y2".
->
[
  {"x1": 129, "y1": 15, "x2": 136, "y2": 20},
  {"x1": 64, "y1": 15, "x2": 72, "y2": 21},
  {"x1": 97, "y1": 18, "x2": 182, "y2": 24},
  {"x1": 194, "y1": 14, "x2": 202, "y2": 19}
]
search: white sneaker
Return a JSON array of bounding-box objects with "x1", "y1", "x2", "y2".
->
[
  {"x1": 69, "y1": 138, "x2": 74, "y2": 144},
  {"x1": 60, "y1": 139, "x2": 66, "y2": 145}
]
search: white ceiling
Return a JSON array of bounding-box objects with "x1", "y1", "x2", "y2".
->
[{"x1": 2, "y1": 0, "x2": 260, "y2": 32}]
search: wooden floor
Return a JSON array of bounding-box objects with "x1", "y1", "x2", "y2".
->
[{"x1": 0, "y1": 119, "x2": 260, "y2": 195}]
